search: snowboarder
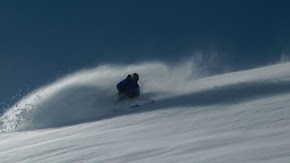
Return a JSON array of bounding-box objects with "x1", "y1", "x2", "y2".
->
[{"x1": 116, "y1": 73, "x2": 140, "y2": 99}]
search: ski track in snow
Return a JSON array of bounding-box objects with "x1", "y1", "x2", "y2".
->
[{"x1": 1, "y1": 62, "x2": 290, "y2": 162}]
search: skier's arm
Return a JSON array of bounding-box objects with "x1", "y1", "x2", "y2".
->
[
  {"x1": 117, "y1": 75, "x2": 131, "y2": 92},
  {"x1": 117, "y1": 79, "x2": 127, "y2": 91}
]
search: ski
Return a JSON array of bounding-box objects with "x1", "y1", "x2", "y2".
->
[
  {"x1": 130, "y1": 104, "x2": 139, "y2": 108},
  {"x1": 113, "y1": 100, "x2": 155, "y2": 113}
]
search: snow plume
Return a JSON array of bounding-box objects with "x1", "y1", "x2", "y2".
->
[
  {"x1": 1, "y1": 59, "x2": 290, "y2": 132},
  {"x1": 279, "y1": 52, "x2": 290, "y2": 63},
  {"x1": 0, "y1": 61, "x2": 202, "y2": 132}
]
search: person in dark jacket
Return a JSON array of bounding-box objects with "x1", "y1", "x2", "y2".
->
[{"x1": 117, "y1": 73, "x2": 140, "y2": 99}]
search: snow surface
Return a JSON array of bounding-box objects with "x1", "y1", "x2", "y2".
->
[{"x1": 1, "y1": 62, "x2": 290, "y2": 162}]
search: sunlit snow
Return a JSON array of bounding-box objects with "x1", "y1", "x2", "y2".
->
[{"x1": 1, "y1": 62, "x2": 290, "y2": 162}]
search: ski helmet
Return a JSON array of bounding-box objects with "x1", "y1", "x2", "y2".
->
[{"x1": 133, "y1": 73, "x2": 139, "y2": 81}]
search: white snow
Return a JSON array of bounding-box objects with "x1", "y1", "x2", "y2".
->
[{"x1": 1, "y1": 62, "x2": 290, "y2": 162}]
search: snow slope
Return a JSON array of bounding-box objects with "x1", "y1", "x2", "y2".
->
[{"x1": 1, "y1": 62, "x2": 290, "y2": 162}]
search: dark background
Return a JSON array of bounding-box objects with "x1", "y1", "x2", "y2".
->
[{"x1": 1, "y1": 0, "x2": 290, "y2": 111}]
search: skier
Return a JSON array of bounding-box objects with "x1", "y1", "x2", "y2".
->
[{"x1": 116, "y1": 73, "x2": 140, "y2": 99}]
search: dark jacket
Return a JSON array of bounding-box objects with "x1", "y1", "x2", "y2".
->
[{"x1": 117, "y1": 78, "x2": 140, "y2": 97}]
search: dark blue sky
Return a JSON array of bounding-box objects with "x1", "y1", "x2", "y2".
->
[{"x1": 1, "y1": 0, "x2": 290, "y2": 109}]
